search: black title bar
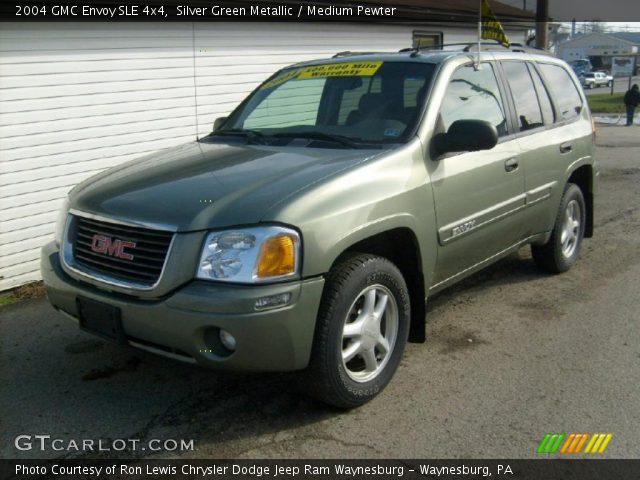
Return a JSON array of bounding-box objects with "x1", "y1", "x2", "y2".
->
[
  {"x1": 1, "y1": 0, "x2": 532, "y2": 23},
  {"x1": 3, "y1": 0, "x2": 640, "y2": 22},
  {"x1": 2, "y1": 459, "x2": 640, "y2": 480}
]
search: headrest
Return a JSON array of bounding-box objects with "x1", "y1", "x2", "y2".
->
[{"x1": 358, "y1": 93, "x2": 385, "y2": 113}]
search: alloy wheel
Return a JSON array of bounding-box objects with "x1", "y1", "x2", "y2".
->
[
  {"x1": 561, "y1": 199, "x2": 581, "y2": 258},
  {"x1": 341, "y1": 284, "x2": 399, "y2": 383}
]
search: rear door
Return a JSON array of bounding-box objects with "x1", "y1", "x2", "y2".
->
[
  {"x1": 502, "y1": 61, "x2": 587, "y2": 236},
  {"x1": 428, "y1": 62, "x2": 525, "y2": 287}
]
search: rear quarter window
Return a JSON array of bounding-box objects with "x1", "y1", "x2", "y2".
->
[{"x1": 538, "y1": 63, "x2": 583, "y2": 122}]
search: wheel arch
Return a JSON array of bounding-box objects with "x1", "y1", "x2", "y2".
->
[
  {"x1": 567, "y1": 164, "x2": 594, "y2": 238},
  {"x1": 328, "y1": 226, "x2": 428, "y2": 344}
]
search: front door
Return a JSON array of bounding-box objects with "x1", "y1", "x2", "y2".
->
[{"x1": 428, "y1": 62, "x2": 526, "y2": 288}]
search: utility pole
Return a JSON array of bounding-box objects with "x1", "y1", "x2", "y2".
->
[{"x1": 535, "y1": 0, "x2": 548, "y2": 50}]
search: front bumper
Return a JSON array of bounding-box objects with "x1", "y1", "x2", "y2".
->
[{"x1": 41, "y1": 242, "x2": 324, "y2": 372}]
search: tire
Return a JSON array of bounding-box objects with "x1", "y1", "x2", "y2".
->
[
  {"x1": 532, "y1": 183, "x2": 586, "y2": 274},
  {"x1": 301, "y1": 253, "x2": 410, "y2": 408}
]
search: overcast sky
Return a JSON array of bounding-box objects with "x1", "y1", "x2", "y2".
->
[{"x1": 500, "y1": 0, "x2": 640, "y2": 22}]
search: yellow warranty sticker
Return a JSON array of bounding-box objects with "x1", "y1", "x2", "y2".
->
[
  {"x1": 298, "y1": 61, "x2": 383, "y2": 79},
  {"x1": 260, "y1": 68, "x2": 303, "y2": 89},
  {"x1": 260, "y1": 61, "x2": 383, "y2": 89}
]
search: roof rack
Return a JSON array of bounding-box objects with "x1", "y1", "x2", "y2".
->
[
  {"x1": 329, "y1": 42, "x2": 554, "y2": 61},
  {"x1": 332, "y1": 51, "x2": 388, "y2": 58},
  {"x1": 400, "y1": 41, "x2": 554, "y2": 57}
]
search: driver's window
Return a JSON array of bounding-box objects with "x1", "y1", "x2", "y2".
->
[
  {"x1": 243, "y1": 78, "x2": 326, "y2": 129},
  {"x1": 439, "y1": 64, "x2": 508, "y2": 137}
]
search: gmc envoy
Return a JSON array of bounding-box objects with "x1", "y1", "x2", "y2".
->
[{"x1": 42, "y1": 47, "x2": 597, "y2": 407}]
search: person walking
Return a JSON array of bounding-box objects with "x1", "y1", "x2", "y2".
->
[{"x1": 623, "y1": 84, "x2": 640, "y2": 126}]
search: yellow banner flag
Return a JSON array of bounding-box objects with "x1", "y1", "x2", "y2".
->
[{"x1": 481, "y1": 0, "x2": 510, "y2": 47}]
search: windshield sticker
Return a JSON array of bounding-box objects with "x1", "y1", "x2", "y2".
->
[
  {"x1": 298, "y1": 61, "x2": 383, "y2": 79},
  {"x1": 384, "y1": 128, "x2": 401, "y2": 137},
  {"x1": 260, "y1": 68, "x2": 303, "y2": 89},
  {"x1": 260, "y1": 61, "x2": 383, "y2": 90}
]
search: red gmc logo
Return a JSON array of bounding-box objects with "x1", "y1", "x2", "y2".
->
[{"x1": 90, "y1": 234, "x2": 136, "y2": 261}]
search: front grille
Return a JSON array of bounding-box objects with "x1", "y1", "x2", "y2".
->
[{"x1": 71, "y1": 215, "x2": 173, "y2": 287}]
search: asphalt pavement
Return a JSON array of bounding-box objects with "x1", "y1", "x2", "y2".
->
[{"x1": 1, "y1": 125, "x2": 639, "y2": 460}]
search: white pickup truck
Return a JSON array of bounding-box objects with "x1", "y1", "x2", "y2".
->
[{"x1": 581, "y1": 71, "x2": 613, "y2": 89}]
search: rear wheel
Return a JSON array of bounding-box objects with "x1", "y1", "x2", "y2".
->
[
  {"x1": 301, "y1": 254, "x2": 410, "y2": 408},
  {"x1": 532, "y1": 183, "x2": 586, "y2": 273}
]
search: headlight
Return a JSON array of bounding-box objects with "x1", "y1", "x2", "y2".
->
[
  {"x1": 196, "y1": 226, "x2": 300, "y2": 283},
  {"x1": 54, "y1": 197, "x2": 70, "y2": 246}
]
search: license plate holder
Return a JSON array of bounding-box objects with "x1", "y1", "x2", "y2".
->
[{"x1": 76, "y1": 297, "x2": 126, "y2": 344}]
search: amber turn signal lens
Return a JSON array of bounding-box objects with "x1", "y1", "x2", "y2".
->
[{"x1": 256, "y1": 234, "x2": 297, "y2": 277}]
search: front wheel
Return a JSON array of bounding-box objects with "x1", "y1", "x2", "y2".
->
[
  {"x1": 532, "y1": 183, "x2": 586, "y2": 273},
  {"x1": 301, "y1": 254, "x2": 410, "y2": 408}
]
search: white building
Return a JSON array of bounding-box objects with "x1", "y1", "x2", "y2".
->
[
  {"x1": 0, "y1": 2, "x2": 531, "y2": 291},
  {"x1": 557, "y1": 32, "x2": 640, "y2": 71}
]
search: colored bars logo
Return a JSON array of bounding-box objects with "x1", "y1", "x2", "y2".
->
[{"x1": 537, "y1": 433, "x2": 613, "y2": 454}]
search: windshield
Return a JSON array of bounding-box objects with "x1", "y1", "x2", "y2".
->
[{"x1": 217, "y1": 61, "x2": 435, "y2": 147}]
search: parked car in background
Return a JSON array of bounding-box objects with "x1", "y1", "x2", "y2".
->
[
  {"x1": 595, "y1": 70, "x2": 614, "y2": 82},
  {"x1": 582, "y1": 71, "x2": 612, "y2": 89}
]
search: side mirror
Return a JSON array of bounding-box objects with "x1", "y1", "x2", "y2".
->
[
  {"x1": 213, "y1": 117, "x2": 228, "y2": 131},
  {"x1": 433, "y1": 119, "x2": 498, "y2": 155}
]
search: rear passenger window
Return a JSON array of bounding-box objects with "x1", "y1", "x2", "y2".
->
[
  {"x1": 528, "y1": 65, "x2": 555, "y2": 124},
  {"x1": 538, "y1": 64, "x2": 583, "y2": 122},
  {"x1": 502, "y1": 61, "x2": 543, "y2": 131},
  {"x1": 439, "y1": 63, "x2": 508, "y2": 137}
]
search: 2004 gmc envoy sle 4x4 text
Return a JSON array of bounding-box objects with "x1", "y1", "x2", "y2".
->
[{"x1": 42, "y1": 46, "x2": 597, "y2": 408}]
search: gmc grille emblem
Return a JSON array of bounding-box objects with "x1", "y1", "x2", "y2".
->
[{"x1": 90, "y1": 234, "x2": 136, "y2": 260}]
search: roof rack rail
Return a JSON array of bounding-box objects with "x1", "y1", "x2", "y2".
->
[
  {"x1": 401, "y1": 41, "x2": 554, "y2": 57},
  {"x1": 399, "y1": 42, "x2": 482, "y2": 52},
  {"x1": 399, "y1": 41, "x2": 504, "y2": 54},
  {"x1": 332, "y1": 51, "x2": 386, "y2": 58},
  {"x1": 500, "y1": 42, "x2": 555, "y2": 56}
]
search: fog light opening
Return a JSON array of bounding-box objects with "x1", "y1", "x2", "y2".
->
[
  {"x1": 219, "y1": 329, "x2": 237, "y2": 351},
  {"x1": 254, "y1": 292, "x2": 292, "y2": 311}
]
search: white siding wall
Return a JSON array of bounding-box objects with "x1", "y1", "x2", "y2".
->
[{"x1": 0, "y1": 22, "x2": 525, "y2": 290}]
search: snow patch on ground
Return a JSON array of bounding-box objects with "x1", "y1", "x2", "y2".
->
[{"x1": 593, "y1": 114, "x2": 638, "y2": 125}]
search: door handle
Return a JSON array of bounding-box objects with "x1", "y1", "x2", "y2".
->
[
  {"x1": 504, "y1": 158, "x2": 519, "y2": 172},
  {"x1": 559, "y1": 142, "x2": 573, "y2": 154}
]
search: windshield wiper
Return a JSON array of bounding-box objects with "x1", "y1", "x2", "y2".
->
[
  {"x1": 210, "y1": 129, "x2": 268, "y2": 144},
  {"x1": 271, "y1": 132, "x2": 358, "y2": 148}
]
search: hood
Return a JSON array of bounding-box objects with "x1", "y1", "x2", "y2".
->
[{"x1": 70, "y1": 140, "x2": 379, "y2": 232}]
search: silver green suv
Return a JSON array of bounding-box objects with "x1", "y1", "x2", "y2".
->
[{"x1": 42, "y1": 48, "x2": 596, "y2": 407}]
